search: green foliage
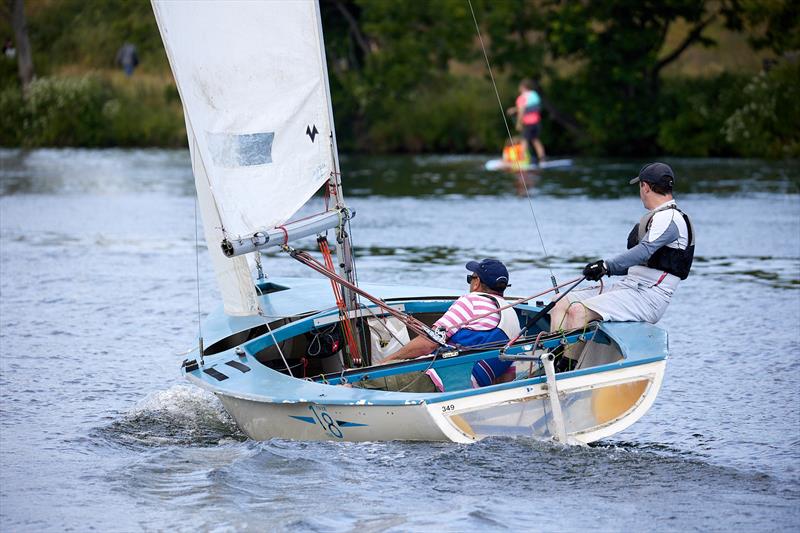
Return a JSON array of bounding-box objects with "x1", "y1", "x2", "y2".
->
[
  {"x1": 22, "y1": 75, "x2": 113, "y2": 146},
  {"x1": 0, "y1": 84, "x2": 25, "y2": 146},
  {"x1": 102, "y1": 80, "x2": 186, "y2": 147},
  {"x1": 357, "y1": 0, "x2": 474, "y2": 97},
  {"x1": 722, "y1": 61, "x2": 800, "y2": 158},
  {"x1": 0, "y1": 74, "x2": 184, "y2": 148},
  {"x1": 27, "y1": 0, "x2": 167, "y2": 74},
  {"x1": 1, "y1": 0, "x2": 796, "y2": 157},
  {"x1": 473, "y1": 0, "x2": 548, "y2": 79},
  {"x1": 537, "y1": 1, "x2": 714, "y2": 155},
  {"x1": 0, "y1": 53, "x2": 17, "y2": 89},
  {"x1": 726, "y1": 0, "x2": 800, "y2": 56},
  {"x1": 657, "y1": 74, "x2": 749, "y2": 156},
  {"x1": 363, "y1": 75, "x2": 507, "y2": 153}
]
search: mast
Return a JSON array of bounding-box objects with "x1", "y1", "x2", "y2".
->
[{"x1": 313, "y1": 0, "x2": 359, "y2": 312}]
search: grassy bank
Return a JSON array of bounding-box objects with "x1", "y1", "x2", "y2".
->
[
  {"x1": 0, "y1": 68, "x2": 185, "y2": 148},
  {"x1": 1, "y1": 1, "x2": 797, "y2": 157},
  {"x1": 2, "y1": 61, "x2": 797, "y2": 158}
]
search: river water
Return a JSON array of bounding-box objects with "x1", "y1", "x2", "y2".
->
[{"x1": 1, "y1": 149, "x2": 798, "y2": 531}]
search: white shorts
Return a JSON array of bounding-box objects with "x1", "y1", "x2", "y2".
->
[{"x1": 566, "y1": 273, "x2": 675, "y2": 324}]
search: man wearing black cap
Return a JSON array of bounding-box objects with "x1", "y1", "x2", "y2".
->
[
  {"x1": 550, "y1": 162, "x2": 695, "y2": 338},
  {"x1": 381, "y1": 259, "x2": 521, "y2": 389}
]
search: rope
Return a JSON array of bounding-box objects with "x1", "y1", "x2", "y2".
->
[
  {"x1": 307, "y1": 324, "x2": 338, "y2": 357},
  {"x1": 495, "y1": 276, "x2": 585, "y2": 357},
  {"x1": 467, "y1": 0, "x2": 557, "y2": 286},
  {"x1": 361, "y1": 305, "x2": 407, "y2": 347},
  {"x1": 285, "y1": 245, "x2": 445, "y2": 345},
  {"x1": 457, "y1": 323, "x2": 597, "y2": 366},
  {"x1": 277, "y1": 225, "x2": 289, "y2": 245},
  {"x1": 395, "y1": 350, "x2": 441, "y2": 392},
  {"x1": 319, "y1": 236, "x2": 361, "y2": 365}
]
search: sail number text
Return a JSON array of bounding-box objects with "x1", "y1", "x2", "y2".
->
[{"x1": 308, "y1": 405, "x2": 343, "y2": 439}]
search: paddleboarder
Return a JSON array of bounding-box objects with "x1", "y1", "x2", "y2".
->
[{"x1": 508, "y1": 78, "x2": 546, "y2": 165}]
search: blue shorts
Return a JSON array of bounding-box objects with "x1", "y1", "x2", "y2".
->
[{"x1": 471, "y1": 357, "x2": 513, "y2": 388}]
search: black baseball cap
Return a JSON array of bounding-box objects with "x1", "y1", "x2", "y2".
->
[
  {"x1": 466, "y1": 259, "x2": 509, "y2": 290},
  {"x1": 629, "y1": 162, "x2": 675, "y2": 189}
]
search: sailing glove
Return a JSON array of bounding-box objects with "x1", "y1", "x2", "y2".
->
[{"x1": 582, "y1": 260, "x2": 607, "y2": 281}]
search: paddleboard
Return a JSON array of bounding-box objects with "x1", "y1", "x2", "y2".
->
[{"x1": 485, "y1": 158, "x2": 573, "y2": 171}]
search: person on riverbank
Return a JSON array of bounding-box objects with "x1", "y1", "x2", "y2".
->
[
  {"x1": 2, "y1": 38, "x2": 15, "y2": 59},
  {"x1": 115, "y1": 42, "x2": 139, "y2": 77},
  {"x1": 549, "y1": 162, "x2": 695, "y2": 361},
  {"x1": 369, "y1": 259, "x2": 521, "y2": 391},
  {"x1": 508, "y1": 78, "x2": 546, "y2": 165}
]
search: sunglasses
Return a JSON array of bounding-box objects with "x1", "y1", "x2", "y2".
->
[{"x1": 467, "y1": 274, "x2": 477, "y2": 284}]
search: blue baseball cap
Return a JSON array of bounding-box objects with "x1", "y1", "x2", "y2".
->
[{"x1": 466, "y1": 259, "x2": 509, "y2": 290}]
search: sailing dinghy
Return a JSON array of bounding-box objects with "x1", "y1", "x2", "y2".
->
[{"x1": 152, "y1": 0, "x2": 667, "y2": 444}]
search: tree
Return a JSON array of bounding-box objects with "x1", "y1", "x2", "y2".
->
[
  {"x1": 3, "y1": 0, "x2": 34, "y2": 93},
  {"x1": 554, "y1": 1, "x2": 718, "y2": 154},
  {"x1": 321, "y1": 0, "x2": 477, "y2": 150},
  {"x1": 720, "y1": 0, "x2": 800, "y2": 157},
  {"x1": 479, "y1": 1, "x2": 743, "y2": 154},
  {"x1": 724, "y1": 0, "x2": 800, "y2": 57}
]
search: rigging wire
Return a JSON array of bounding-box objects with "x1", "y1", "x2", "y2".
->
[
  {"x1": 360, "y1": 304, "x2": 408, "y2": 347},
  {"x1": 193, "y1": 196, "x2": 204, "y2": 363},
  {"x1": 259, "y1": 311, "x2": 295, "y2": 377},
  {"x1": 285, "y1": 245, "x2": 446, "y2": 344},
  {"x1": 466, "y1": 0, "x2": 558, "y2": 287}
]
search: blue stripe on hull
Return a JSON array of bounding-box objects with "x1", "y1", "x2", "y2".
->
[{"x1": 288, "y1": 414, "x2": 368, "y2": 428}]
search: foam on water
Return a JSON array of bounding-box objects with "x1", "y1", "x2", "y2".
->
[{"x1": 97, "y1": 384, "x2": 244, "y2": 448}]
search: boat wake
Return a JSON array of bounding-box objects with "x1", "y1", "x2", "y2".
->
[
  {"x1": 485, "y1": 436, "x2": 786, "y2": 491},
  {"x1": 96, "y1": 384, "x2": 246, "y2": 448}
]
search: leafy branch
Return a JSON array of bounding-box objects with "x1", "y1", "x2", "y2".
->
[{"x1": 652, "y1": 13, "x2": 718, "y2": 76}]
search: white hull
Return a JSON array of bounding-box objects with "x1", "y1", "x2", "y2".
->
[{"x1": 210, "y1": 360, "x2": 665, "y2": 444}]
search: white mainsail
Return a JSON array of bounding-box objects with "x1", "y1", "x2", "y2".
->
[
  {"x1": 153, "y1": 0, "x2": 338, "y2": 315},
  {"x1": 190, "y1": 121, "x2": 259, "y2": 315}
]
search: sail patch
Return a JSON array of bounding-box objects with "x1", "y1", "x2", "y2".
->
[{"x1": 206, "y1": 131, "x2": 274, "y2": 168}]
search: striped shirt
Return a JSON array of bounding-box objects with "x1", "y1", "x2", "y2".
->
[{"x1": 433, "y1": 293, "x2": 501, "y2": 339}]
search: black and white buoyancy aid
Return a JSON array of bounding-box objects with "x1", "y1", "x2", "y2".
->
[{"x1": 626, "y1": 203, "x2": 696, "y2": 280}]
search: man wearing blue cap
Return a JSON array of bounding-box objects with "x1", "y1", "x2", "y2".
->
[
  {"x1": 382, "y1": 258, "x2": 521, "y2": 389},
  {"x1": 550, "y1": 162, "x2": 695, "y2": 344}
]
